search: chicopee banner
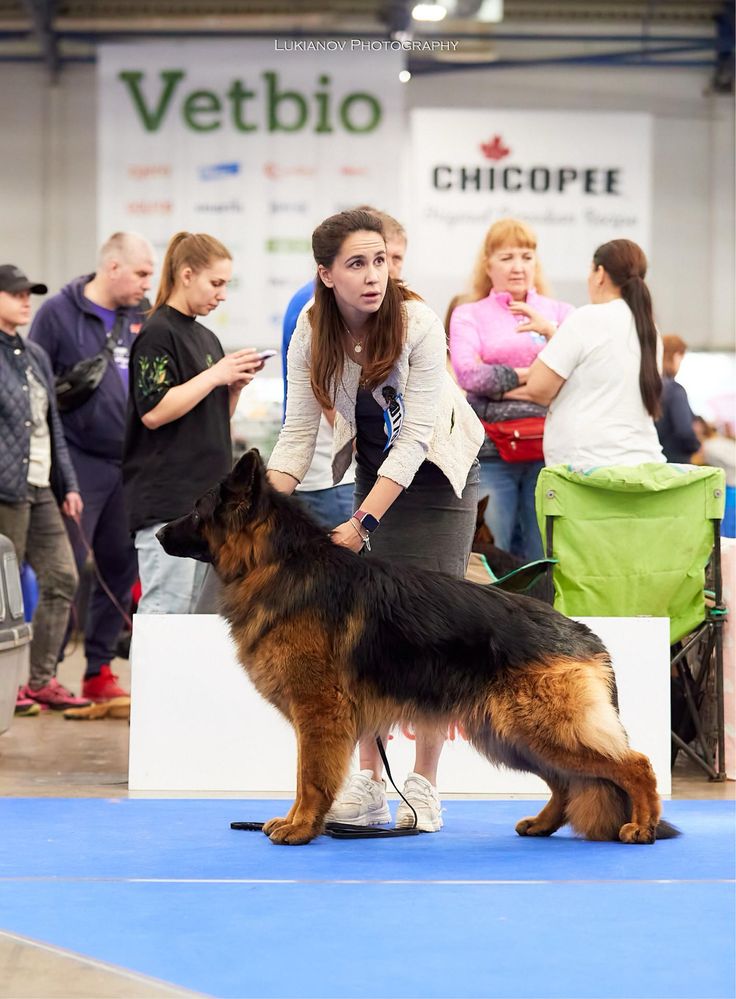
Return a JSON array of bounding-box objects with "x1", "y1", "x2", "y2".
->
[
  {"x1": 98, "y1": 40, "x2": 404, "y2": 348},
  {"x1": 409, "y1": 109, "x2": 651, "y2": 315}
]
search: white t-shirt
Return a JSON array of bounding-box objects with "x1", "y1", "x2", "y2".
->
[
  {"x1": 539, "y1": 298, "x2": 665, "y2": 469},
  {"x1": 26, "y1": 365, "x2": 51, "y2": 488},
  {"x1": 296, "y1": 414, "x2": 355, "y2": 492}
]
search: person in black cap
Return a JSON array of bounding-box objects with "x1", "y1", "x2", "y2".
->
[{"x1": 0, "y1": 265, "x2": 90, "y2": 712}]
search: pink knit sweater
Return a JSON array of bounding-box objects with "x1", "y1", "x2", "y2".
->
[{"x1": 450, "y1": 289, "x2": 574, "y2": 396}]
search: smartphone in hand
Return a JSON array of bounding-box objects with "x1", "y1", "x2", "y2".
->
[{"x1": 256, "y1": 349, "x2": 278, "y2": 361}]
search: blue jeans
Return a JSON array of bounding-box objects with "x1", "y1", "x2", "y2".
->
[
  {"x1": 134, "y1": 523, "x2": 208, "y2": 614},
  {"x1": 294, "y1": 483, "x2": 354, "y2": 531},
  {"x1": 478, "y1": 457, "x2": 544, "y2": 562}
]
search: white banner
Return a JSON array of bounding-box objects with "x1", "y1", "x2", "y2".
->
[
  {"x1": 408, "y1": 109, "x2": 651, "y2": 319},
  {"x1": 98, "y1": 41, "x2": 404, "y2": 349},
  {"x1": 129, "y1": 615, "x2": 671, "y2": 796}
]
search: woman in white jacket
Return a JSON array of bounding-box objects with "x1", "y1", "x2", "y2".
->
[{"x1": 268, "y1": 208, "x2": 483, "y2": 832}]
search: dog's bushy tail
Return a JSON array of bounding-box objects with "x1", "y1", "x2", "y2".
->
[
  {"x1": 566, "y1": 778, "x2": 628, "y2": 841},
  {"x1": 566, "y1": 779, "x2": 681, "y2": 841},
  {"x1": 653, "y1": 818, "x2": 681, "y2": 839}
]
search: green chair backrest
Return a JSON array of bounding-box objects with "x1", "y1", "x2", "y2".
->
[
  {"x1": 536, "y1": 463, "x2": 726, "y2": 643},
  {"x1": 474, "y1": 553, "x2": 557, "y2": 594}
]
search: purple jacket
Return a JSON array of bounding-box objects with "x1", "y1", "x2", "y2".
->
[{"x1": 28, "y1": 275, "x2": 146, "y2": 461}]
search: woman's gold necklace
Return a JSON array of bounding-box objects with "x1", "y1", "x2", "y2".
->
[{"x1": 344, "y1": 325, "x2": 365, "y2": 355}]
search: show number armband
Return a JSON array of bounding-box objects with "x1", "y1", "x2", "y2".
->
[{"x1": 382, "y1": 386, "x2": 404, "y2": 452}]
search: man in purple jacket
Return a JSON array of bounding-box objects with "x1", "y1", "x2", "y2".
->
[{"x1": 29, "y1": 233, "x2": 154, "y2": 702}]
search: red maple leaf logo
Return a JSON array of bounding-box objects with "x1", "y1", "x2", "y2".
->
[{"x1": 480, "y1": 135, "x2": 511, "y2": 160}]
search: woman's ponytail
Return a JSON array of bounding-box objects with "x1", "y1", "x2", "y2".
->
[
  {"x1": 150, "y1": 231, "x2": 231, "y2": 314},
  {"x1": 592, "y1": 240, "x2": 662, "y2": 419}
]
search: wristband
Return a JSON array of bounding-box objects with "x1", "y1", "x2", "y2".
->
[{"x1": 349, "y1": 517, "x2": 371, "y2": 551}]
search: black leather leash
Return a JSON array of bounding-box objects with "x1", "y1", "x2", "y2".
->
[{"x1": 231, "y1": 735, "x2": 424, "y2": 839}]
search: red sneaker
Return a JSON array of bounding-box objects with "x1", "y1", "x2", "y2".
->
[
  {"x1": 15, "y1": 688, "x2": 41, "y2": 716},
  {"x1": 22, "y1": 678, "x2": 91, "y2": 710},
  {"x1": 82, "y1": 664, "x2": 129, "y2": 703}
]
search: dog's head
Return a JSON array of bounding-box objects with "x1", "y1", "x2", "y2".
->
[
  {"x1": 156, "y1": 449, "x2": 267, "y2": 570},
  {"x1": 474, "y1": 494, "x2": 495, "y2": 548}
]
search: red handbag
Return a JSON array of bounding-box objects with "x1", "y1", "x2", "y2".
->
[{"x1": 481, "y1": 417, "x2": 545, "y2": 463}]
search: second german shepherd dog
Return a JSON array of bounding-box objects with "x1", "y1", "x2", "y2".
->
[{"x1": 158, "y1": 450, "x2": 677, "y2": 846}]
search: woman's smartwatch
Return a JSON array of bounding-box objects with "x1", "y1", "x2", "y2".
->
[{"x1": 353, "y1": 509, "x2": 380, "y2": 533}]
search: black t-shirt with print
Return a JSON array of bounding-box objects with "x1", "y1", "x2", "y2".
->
[{"x1": 123, "y1": 305, "x2": 231, "y2": 532}]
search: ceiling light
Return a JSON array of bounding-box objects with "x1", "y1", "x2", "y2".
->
[
  {"x1": 412, "y1": 3, "x2": 448, "y2": 23},
  {"x1": 477, "y1": 0, "x2": 503, "y2": 22}
]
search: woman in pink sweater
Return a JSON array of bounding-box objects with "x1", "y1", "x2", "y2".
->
[{"x1": 449, "y1": 219, "x2": 573, "y2": 560}]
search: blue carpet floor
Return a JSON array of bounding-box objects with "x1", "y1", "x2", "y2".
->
[{"x1": 0, "y1": 798, "x2": 733, "y2": 998}]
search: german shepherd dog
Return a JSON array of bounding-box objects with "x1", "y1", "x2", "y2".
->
[{"x1": 158, "y1": 450, "x2": 677, "y2": 847}]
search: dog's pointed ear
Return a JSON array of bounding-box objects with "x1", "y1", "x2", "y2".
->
[
  {"x1": 229, "y1": 449, "x2": 264, "y2": 493},
  {"x1": 195, "y1": 484, "x2": 221, "y2": 521},
  {"x1": 478, "y1": 494, "x2": 489, "y2": 517}
]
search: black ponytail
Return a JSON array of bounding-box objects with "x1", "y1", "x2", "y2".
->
[{"x1": 592, "y1": 240, "x2": 662, "y2": 419}]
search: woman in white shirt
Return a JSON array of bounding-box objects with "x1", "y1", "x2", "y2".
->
[{"x1": 506, "y1": 238, "x2": 665, "y2": 468}]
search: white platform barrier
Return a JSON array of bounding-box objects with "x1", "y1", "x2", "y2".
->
[{"x1": 129, "y1": 614, "x2": 671, "y2": 796}]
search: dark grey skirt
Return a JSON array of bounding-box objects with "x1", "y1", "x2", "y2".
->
[{"x1": 353, "y1": 460, "x2": 479, "y2": 580}]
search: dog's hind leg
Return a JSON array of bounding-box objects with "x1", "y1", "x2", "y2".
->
[
  {"x1": 266, "y1": 700, "x2": 357, "y2": 846},
  {"x1": 515, "y1": 776, "x2": 569, "y2": 838},
  {"x1": 557, "y1": 753, "x2": 661, "y2": 843},
  {"x1": 489, "y1": 657, "x2": 664, "y2": 843},
  {"x1": 465, "y1": 724, "x2": 571, "y2": 838}
]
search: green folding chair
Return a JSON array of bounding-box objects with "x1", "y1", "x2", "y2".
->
[
  {"x1": 469, "y1": 553, "x2": 557, "y2": 595},
  {"x1": 536, "y1": 463, "x2": 728, "y2": 780}
]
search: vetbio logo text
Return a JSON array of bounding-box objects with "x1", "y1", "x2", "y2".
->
[{"x1": 118, "y1": 70, "x2": 382, "y2": 134}]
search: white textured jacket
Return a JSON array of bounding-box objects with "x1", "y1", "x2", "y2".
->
[{"x1": 268, "y1": 299, "x2": 484, "y2": 498}]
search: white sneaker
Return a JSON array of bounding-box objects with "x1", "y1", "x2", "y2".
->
[
  {"x1": 395, "y1": 772, "x2": 444, "y2": 832},
  {"x1": 324, "y1": 769, "x2": 391, "y2": 826}
]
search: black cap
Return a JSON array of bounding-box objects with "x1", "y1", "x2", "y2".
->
[{"x1": 0, "y1": 264, "x2": 47, "y2": 295}]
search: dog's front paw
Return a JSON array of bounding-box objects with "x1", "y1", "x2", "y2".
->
[
  {"x1": 618, "y1": 821, "x2": 656, "y2": 844},
  {"x1": 262, "y1": 816, "x2": 290, "y2": 836},
  {"x1": 515, "y1": 816, "x2": 555, "y2": 837},
  {"x1": 268, "y1": 821, "x2": 318, "y2": 846}
]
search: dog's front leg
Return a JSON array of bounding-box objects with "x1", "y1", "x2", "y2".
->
[
  {"x1": 262, "y1": 737, "x2": 301, "y2": 837},
  {"x1": 267, "y1": 705, "x2": 355, "y2": 846},
  {"x1": 262, "y1": 803, "x2": 298, "y2": 838}
]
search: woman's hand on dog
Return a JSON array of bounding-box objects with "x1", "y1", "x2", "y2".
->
[{"x1": 330, "y1": 520, "x2": 365, "y2": 552}]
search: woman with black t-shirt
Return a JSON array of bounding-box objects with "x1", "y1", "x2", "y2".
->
[{"x1": 123, "y1": 231, "x2": 263, "y2": 614}]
